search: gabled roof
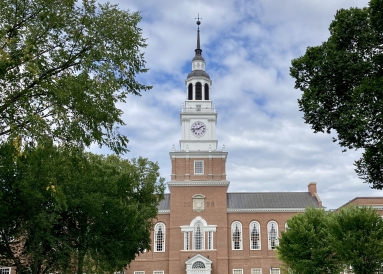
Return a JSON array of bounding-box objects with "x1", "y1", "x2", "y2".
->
[
  {"x1": 227, "y1": 192, "x2": 320, "y2": 209},
  {"x1": 157, "y1": 194, "x2": 170, "y2": 211}
]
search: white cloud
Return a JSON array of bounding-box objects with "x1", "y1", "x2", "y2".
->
[{"x1": 92, "y1": 0, "x2": 381, "y2": 210}]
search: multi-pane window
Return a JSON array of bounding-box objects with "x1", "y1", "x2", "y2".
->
[
  {"x1": 134, "y1": 272, "x2": 145, "y2": 274},
  {"x1": 192, "y1": 261, "x2": 205, "y2": 269},
  {"x1": 0, "y1": 268, "x2": 11, "y2": 274},
  {"x1": 194, "y1": 222, "x2": 204, "y2": 250},
  {"x1": 154, "y1": 222, "x2": 165, "y2": 252},
  {"x1": 250, "y1": 221, "x2": 261, "y2": 250},
  {"x1": 233, "y1": 269, "x2": 243, "y2": 274},
  {"x1": 231, "y1": 221, "x2": 243, "y2": 250},
  {"x1": 251, "y1": 269, "x2": 262, "y2": 274},
  {"x1": 270, "y1": 269, "x2": 280, "y2": 274},
  {"x1": 153, "y1": 271, "x2": 164, "y2": 274},
  {"x1": 184, "y1": 231, "x2": 190, "y2": 250},
  {"x1": 194, "y1": 160, "x2": 204, "y2": 174},
  {"x1": 268, "y1": 221, "x2": 278, "y2": 250},
  {"x1": 195, "y1": 82, "x2": 202, "y2": 100},
  {"x1": 208, "y1": 231, "x2": 213, "y2": 250}
]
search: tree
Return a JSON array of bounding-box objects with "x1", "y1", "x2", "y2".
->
[
  {"x1": 277, "y1": 207, "x2": 341, "y2": 274},
  {"x1": 290, "y1": 0, "x2": 383, "y2": 188},
  {"x1": 0, "y1": 0, "x2": 151, "y2": 154},
  {"x1": 329, "y1": 206, "x2": 383, "y2": 274},
  {"x1": 0, "y1": 140, "x2": 165, "y2": 274}
]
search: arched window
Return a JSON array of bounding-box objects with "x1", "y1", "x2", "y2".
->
[
  {"x1": 195, "y1": 82, "x2": 202, "y2": 100},
  {"x1": 231, "y1": 221, "x2": 242, "y2": 250},
  {"x1": 249, "y1": 221, "x2": 261, "y2": 250},
  {"x1": 192, "y1": 261, "x2": 205, "y2": 269},
  {"x1": 194, "y1": 221, "x2": 204, "y2": 250},
  {"x1": 268, "y1": 221, "x2": 278, "y2": 250},
  {"x1": 188, "y1": 83, "x2": 193, "y2": 100},
  {"x1": 154, "y1": 222, "x2": 165, "y2": 252},
  {"x1": 204, "y1": 84, "x2": 209, "y2": 100}
]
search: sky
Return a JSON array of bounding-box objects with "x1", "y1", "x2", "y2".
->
[{"x1": 91, "y1": 0, "x2": 382, "y2": 210}]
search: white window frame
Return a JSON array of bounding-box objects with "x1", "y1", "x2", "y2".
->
[
  {"x1": 154, "y1": 222, "x2": 165, "y2": 252},
  {"x1": 184, "y1": 231, "x2": 190, "y2": 250},
  {"x1": 134, "y1": 272, "x2": 145, "y2": 274},
  {"x1": 193, "y1": 221, "x2": 205, "y2": 250},
  {"x1": 194, "y1": 160, "x2": 204, "y2": 174},
  {"x1": 0, "y1": 268, "x2": 11, "y2": 274},
  {"x1": 268, "y1": 221, "x2": 279, "y2": 250},
  {"x1": 270, "y1": 268, "x2": 280, "y2": 274},
  {"x1": 233, "y1": 269, "x2": 243, "y2": 274},
  {"x1": 249, "y1": 221, "x2": 261, "y2": 250},
  {"x1": 231, "y1": 221, "x2": 243, "y2": 250},
  {"x1": 251, "y1": 269, "x2": 262, "y2": 274},
  {"x1": 153, "y1": 271, "x2": 164, "y2": 274}
]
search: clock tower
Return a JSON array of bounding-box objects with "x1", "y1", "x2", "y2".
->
[{"x1": 169, "y1": 18, "x2": 228, "y2": 185}]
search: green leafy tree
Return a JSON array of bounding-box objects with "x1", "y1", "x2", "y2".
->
[
  {"x1": 290, "y1": 0, "x2": 383, "y2": 188},
  {"x1": 0, "y1": 140, "x2": 165, "y2": 274},
  {"x1": 0, "y1": 0, "x2": 151, "y2": 153},
  {"x1": 277, "y1": 207, "x2": 341, "y2": 274},
  {"x1": 329, "y1": 206, "x2": 383, "y2": 274}
]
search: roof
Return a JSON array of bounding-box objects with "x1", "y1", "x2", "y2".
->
[
  {"x1": 157, "y1": 194, "x2": 170, "y2": 210},
  {"x1": 227, "y1": 192, "x2": 320, "y2": 209},
  {"x1": 187, "y1": 70, "x2": 210, "y2": 79},
  {"x1": 157, "y1": 192, "x2": 320, "y2": 211}
]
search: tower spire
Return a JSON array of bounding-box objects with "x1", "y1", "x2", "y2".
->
[{"x1": 195, "y1": 14, "x2": 202, "y2": 57}]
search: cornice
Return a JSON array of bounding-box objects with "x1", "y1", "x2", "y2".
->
[
  {"x1": 227, "y1": 208, "x2": 307, "y2": 213},
  {"x1": 168, "y1": 180, "x2": 230, "y2": 187}
]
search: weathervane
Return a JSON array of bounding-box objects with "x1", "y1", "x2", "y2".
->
[{"x1": 195, "y1": 14, "x2": 202, "y2": 29}]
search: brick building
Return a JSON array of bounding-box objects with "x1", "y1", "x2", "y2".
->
[{"x1": 125, "y1": 20, "x2": 324, "y2": 274}]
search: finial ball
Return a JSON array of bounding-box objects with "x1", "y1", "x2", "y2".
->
[{"x1": 196, "y1": 20, "x2": 201, "y2": 25}]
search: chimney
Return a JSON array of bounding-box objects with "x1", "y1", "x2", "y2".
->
[{"x1": 308, "y1": 182, "x2": 322, "y2": 207}]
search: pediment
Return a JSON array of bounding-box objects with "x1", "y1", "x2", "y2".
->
[{"x1": 185, "y1": 254, "x2": 212, "y2": 272}]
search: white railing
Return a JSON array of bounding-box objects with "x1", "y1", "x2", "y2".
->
[{"x1": 181, "y1": 107, "x2": 217, "y2": 113}]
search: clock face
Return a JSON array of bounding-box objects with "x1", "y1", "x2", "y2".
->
[{"x1": 191, "y1": 121, "x2": 207, "y2": 137}]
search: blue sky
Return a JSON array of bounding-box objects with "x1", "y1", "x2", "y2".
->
[{"x1": 92, "y1": 0, "x2": 381, "y2": 210}]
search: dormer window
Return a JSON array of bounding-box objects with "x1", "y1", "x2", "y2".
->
[{"x1": 195, "y1": 82, "x2": 202, "y2": 100}]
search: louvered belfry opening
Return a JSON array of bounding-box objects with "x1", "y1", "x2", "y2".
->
[
  {"x1": 188, "y1": 83, "x2": 193, "y2": 100},
  {"x1": 195, "y1": 82, "x2": 202, "y2": 100},
  {"x1": 204, "y1": 83, "x2": 209, "y2": 100}
]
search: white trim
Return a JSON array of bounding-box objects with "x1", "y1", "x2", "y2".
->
[
  {"x1": 268, "y1": 221, "x2": 279, "y2": 250},
  {"x1": 168, "y1": 180, "x2": 230, "y2": 187},
  {"x1": 231, "y1": 221, "x2": 243, "y2": 250},
  {"x1": 158, "y1": 210, "x2": 170, "y2": 214},
  {"x1": 227, "y1": 208, "x2": 306, "y2": 213},
  {"x1": 154, "y1": 222, "x2": 165, "y2": 252},
  {"x1": 0, "y1": 267, "x2": 11, "y2": 274},
  {"x1": 233, "y1": 269, "x2": 243, "y2": 274},
  {"x1": 134, "y1": 272, "x2": 145, "y2": 274},
  {"x1": 251, "y1": 269, "x2": 262, "y2": 274},
  {"x1": 249, "y1": 221, "x2": 261, "y2": 250},
  {"x1": 194, "y1": 160, "x2": 204, "y2": 174}
]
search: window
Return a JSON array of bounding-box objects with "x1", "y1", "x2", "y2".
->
[
  {"x1": 268, "y1": 221, "x2": 278, "y2": 250},
  {"x1": 194, "y1": 160, "x2": 204, "y2": 174},
  {"x1": 233, "y1": 269, "x2": 243, "y2": 274},
  {"x1": 285, "y1": 222, "x2": 289, "y2": 231},
  {"x1": 208, "y1": 231, "x2": 213, "y2": 250},
  {"x1": 231, "y1": 221, "x2": 242, "y2": 250},
  {"x1": 153, "y1": 272, "x2": 164, "y2": 274},
  {"x1": 204, "y1": 84, "x2": 209, "y2": 100},
  {"x1": 251, "y1": 269, "x2": 262, "y2": 274},
  {"x1": 250, "y1": 221, "x2": 261, "y2": 250},
  {"x1": 154, "y1": 222, "x2": 165, "y2": 252},
  {"x1": 194, "y1": 221, "x2": 204, "y2": 250},
  {"x1": 134, "y1": 272, "x2": 145, "y2": 274},
  {"x1": 188, "y1": 83, "x2": 193, "y2": 100},
  {"x1": 192, "y1": 261, "x2": 205, "y2": 269},
  {"x1": 184, "y1": 231, "x2": 190, "y2": 250},
  {"x1": 0, "y1": 268, "x2": 11, "y2": 274},
  {"x1": 195, "y1": 82, "x2": 202, "y2": 100},
  {"x1": 270, "y1": 269, "x2": 280, "y2": 274}
]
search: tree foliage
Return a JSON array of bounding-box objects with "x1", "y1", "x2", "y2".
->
[
  {"x1": 0, "y1": 0, "x2": 151, "y2": 154},
  {"x1": 329, "y1": 206, "x2": 383, "y2": 274},
  {"x1": 290, "y1": 0, "x2": 383, "y2": 188},
  {"x1": 0, "y1": 140, "x2": 165, "y2": 274},
  {"x1": 277, "y1": 208, "x2": 341, "y2": 274},
  {"x1": 278, "y1": 206, "x2": 383, "y2": 274}
]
